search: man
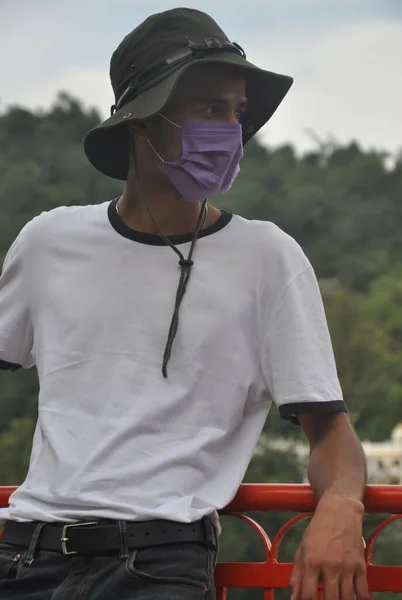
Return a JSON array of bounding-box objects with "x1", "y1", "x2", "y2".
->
[{"x1": 0, "y1": 7, "x2": 369, "y2": 600}]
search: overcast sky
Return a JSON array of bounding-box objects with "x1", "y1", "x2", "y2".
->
[{"x1": 1, "y1": 0, "x2": 401, "y2": 154}]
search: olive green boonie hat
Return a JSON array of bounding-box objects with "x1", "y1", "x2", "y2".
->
[{"x1": 84, "y1": 7, "x2": 293, "y2": 180}]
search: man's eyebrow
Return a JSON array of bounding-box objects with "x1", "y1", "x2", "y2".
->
[{"x1": 193, "y1": 94, "x2": 248, "y2": 107}]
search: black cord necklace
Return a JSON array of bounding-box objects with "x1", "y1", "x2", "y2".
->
[{"x1": 117, "y1": 163, "x2": 208, "y2": 377}]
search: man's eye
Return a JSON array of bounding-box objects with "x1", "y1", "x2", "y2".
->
[
  {"x1": 205, "y1": 106, "x2": 219, "y2": 117},
  {"x1": 203, "y1": 105, "x2": 245, "y2": 120}
]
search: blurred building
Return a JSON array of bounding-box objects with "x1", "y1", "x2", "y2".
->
[{"x1": 363, "y1": 424, "x2": 402, "y2": 484}]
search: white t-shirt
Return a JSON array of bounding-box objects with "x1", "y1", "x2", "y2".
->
[{"x1": 0, "y1": 199, "x2": 345, "y2": 525}]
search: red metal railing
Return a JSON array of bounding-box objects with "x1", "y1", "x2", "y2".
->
[{"x1": 1, "y1": 484, "x2": 402, "y2": 597}]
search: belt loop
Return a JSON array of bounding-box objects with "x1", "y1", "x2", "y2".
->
[
  {"x1": 117, "y1": 520, "x2": 129, "y2": 559},
  {"x1": 203, "y1": 518, "x2": 217, "y2": 551},
  {"x1": 23, "y1": 522, "x2": 46, "y2": 566},
  {"x1": 204, "y1": 519, "x2": 219, "y2": 566},
  {"x1": 211, "y1": 523, "x2": 219, "y2": 566}
]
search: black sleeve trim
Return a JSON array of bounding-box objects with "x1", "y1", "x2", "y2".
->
[
  {"x1": 279, "y1": 400, "x2": 347, "y2": 426},
  {"x1": 0, "y1": 359, "x2": 22, "y2": 372}
]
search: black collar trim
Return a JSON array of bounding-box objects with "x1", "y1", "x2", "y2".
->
[
  {"x1": 0, "y1": 359, "x2": 21, "y2": 372},
  {"x1": 108, "y1": 198, "x2": 233, "y2": 246}
]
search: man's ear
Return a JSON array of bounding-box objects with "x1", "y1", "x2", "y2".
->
[{"x1": 128, "y1": 120, "x2": 148, "y2": 139}]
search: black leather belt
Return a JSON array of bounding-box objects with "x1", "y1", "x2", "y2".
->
[{"x1": 2, "y1": 518, "x2": 214, "y2": 556}]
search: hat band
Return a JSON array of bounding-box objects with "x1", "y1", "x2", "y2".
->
[{"x1": 113, "y1": 38, "x2": 246, "y2": 113}]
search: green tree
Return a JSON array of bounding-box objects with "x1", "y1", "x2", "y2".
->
[
  {"x1": 0, "y1": 418, "x2": 35, "y2": 485},
  {"x1": 323, "y1": 285, "x2": 402, "y2": 440}
]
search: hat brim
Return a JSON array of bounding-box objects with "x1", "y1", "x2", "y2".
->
[{"x1": 83, "y1": 52, "x2": 293, "y2": 180}]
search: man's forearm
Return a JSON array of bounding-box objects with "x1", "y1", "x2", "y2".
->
[
  {"x1": 299, "y1": 413, "x2": 367, "y2": 503},
  {"x1": 292, "y1": 414, "x2": 370, "y2": 600}
]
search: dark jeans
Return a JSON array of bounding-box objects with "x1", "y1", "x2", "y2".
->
[{"x1": 0, "y1": 537, "x2": 216, "y2": 599}]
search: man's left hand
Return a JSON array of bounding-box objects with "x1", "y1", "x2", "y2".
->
[{"x1": 289, "y1": 494, "x2": 370, "y2": 600}]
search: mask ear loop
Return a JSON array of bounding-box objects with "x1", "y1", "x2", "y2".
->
[
  {"x1": 129, "y1": 135, "x2": 207, "y2": 378},
  {"x1": 147, "y1": 139, "x2": 165, "y2": 163},
  {"x1": 159, "y1": 113, "x2": 181, "y2": 129},
  {"x1": 147, "y1": 114, "x2": 180, "y2": 163}
]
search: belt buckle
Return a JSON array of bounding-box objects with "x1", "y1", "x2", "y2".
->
[{"x1": 61, "y1": 522, "x2": 97, "y2": 556}]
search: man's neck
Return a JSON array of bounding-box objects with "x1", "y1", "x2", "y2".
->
[{"x1": 118, "y1": 183, "x2": 221, "y2": 237}]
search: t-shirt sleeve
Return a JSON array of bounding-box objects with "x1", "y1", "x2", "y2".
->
[
  {"x1": 0, "y1": 236, "x2": 34, "y2": 370},
  {"x1": 261, "y1": 264, "x2": 346, "y2": 425}
]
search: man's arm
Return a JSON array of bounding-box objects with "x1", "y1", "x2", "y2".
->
[
  {"x1": 258, "y1": 230, "x2": 370, "y2": 599},
  {"x1": 289, "y1": 411, "x2": 370, "y2": 600},
  {"x1": 299, "y1": 411, "x2": 366, "y2": 502}
]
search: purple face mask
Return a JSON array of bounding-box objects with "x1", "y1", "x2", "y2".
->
[{"x1": 149, "y1": 115, "x2": 244, "y2": 203}]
